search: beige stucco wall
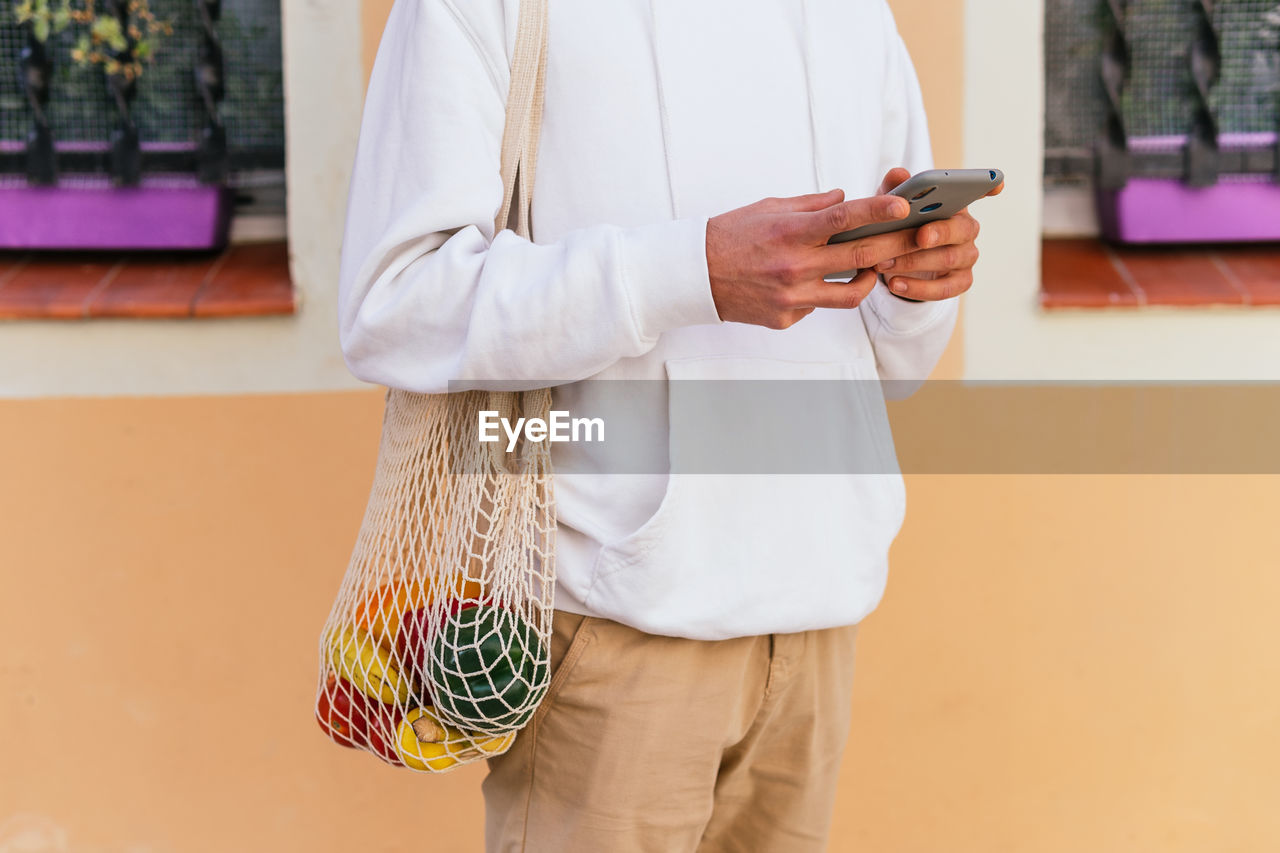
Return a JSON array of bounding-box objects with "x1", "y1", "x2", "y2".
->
[
  {"x1": 4, "y1": 393, "x2": 1278, "y2": 851},
  {"x1": 3, "y1": 3, "x2": 1279, "y2": 852}
]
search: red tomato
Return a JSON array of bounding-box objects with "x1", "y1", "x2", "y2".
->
[{"x1": 317, "y1": 673, "x2": 403, "y2": 766}]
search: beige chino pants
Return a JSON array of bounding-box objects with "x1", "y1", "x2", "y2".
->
[{"x1": 483, "y1": 610, "x2": 861, "y2": 853}]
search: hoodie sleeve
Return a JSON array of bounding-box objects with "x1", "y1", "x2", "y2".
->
[
  {"x1": 860, "y1": 12, "x2": 960, "y2": 392},
  {"x1": 337, "y1": 0, "x2": 721, "y2": 393}
]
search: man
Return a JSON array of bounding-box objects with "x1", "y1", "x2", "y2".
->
[{"x1": 338, "y1": 1, "x2": 992, "y2": 850}]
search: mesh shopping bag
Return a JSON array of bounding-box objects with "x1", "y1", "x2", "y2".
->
[{"x1": 315, "y1": 0, "x2": 554, "y2": 774}]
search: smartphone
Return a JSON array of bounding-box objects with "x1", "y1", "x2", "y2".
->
[{"x1": 825, "y1": 168, "x2": 1004, "y2": 280}]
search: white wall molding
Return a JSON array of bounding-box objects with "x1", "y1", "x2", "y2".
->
[{"x1": 1042, "y1": 183, "x2": 1100, "y2": 238}]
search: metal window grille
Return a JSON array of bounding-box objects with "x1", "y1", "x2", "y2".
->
[
  {"x1": 0, "y1": 0, "x2": 284, "y2": 188},
  {"x1": 1045, "y1": 0, "x2": 1280, "y2": 186}
]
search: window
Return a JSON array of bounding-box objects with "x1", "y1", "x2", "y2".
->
[
  {"x1": 1041, "y1": 0, "x2": 1280, "y2": 307},
  {"x1": 0, "y1": 0, "x2": 289, "y2": 318},
  {"x1": 1045, "y1": 0, "x2": 1279, "y2": 236}
]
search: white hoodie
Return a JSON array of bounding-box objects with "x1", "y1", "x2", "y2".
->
[{"x1": 338, "y1": 0, "x2": 958, "y2": 640}]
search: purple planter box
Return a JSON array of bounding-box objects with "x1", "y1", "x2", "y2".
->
[
  {"x1": 1098, "y1": 134, "x2": 1280, "y2": 245},
  {"x1": 0, "y1": 177, "x2": 235, "y2": 251},
  {"x1": 1098, "y1": 178, "x2": 1280, "y2": 244}
]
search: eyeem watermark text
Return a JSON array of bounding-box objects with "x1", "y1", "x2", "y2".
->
[{"x1": 479, "y1": 410, "x2": 605, "y2": 452}]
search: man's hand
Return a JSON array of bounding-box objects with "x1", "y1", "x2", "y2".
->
[
  {"x1": 706, "y1": 188, "x2": 919, "y2": 329},
  {"x1": 871, "y1": 166, "x2": 1003, "y2": 302}
]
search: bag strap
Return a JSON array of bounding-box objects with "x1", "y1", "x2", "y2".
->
[
  {"x1": 496, "y1": 0, "x2": 549, "y2": 241},
  {"x1": 488, "y1": 0, "x2": 549, "y2": 461}
]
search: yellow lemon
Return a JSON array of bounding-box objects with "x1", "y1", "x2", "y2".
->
[
  {"x1": 475, "y1": 730, "x2": 517, "y2": 755},
  {"x1": 397, "y1": 708, "x2": 460, "y2": 772},
  {"x1": 395, "y1": 708, "x2": 517, "y2": 771}
]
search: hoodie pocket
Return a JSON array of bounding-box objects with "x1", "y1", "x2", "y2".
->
[{"x1": 581, "y1": 356, "x2": 907, "y2": 639}]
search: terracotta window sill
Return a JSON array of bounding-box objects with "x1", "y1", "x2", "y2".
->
[
  {"x1": 0, "y1": 242, "x2": 295, "y2": 320},
  {"x1": 1041, "y1": 238, "x2": 1280, "y2": 309}
]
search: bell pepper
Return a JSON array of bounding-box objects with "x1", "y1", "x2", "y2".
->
[
  {"x1": 316, "y1": 673, "x2": 402, "y2": 766},
  {"x1": 422, "y1": 601, "x2": 549, "y2": 731}
]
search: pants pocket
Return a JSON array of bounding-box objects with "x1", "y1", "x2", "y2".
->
[{"x1": 530, "y1": 611, "x2": 595, "y2": 727}]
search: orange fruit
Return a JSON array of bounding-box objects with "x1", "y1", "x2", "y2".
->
[{"x1": 355, "y1": 575, "x2": 485, "y2": 650}]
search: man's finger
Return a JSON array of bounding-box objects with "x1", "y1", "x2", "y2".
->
[
  {"x1": 875, "y1": 242, "x2": 978, "y2": 275},
  {"x1": 817, "y1": 226, "x2": 921, "y2": 277},
  {"x1": 883, "y1": 269, "x2": 976, "y2": 302},
  {"x1": 791, "y1": 269, "x2": 880, "y2": 310},
  {"x1": 796, "y1": 195, "x2": 910, "y2": 243},
  {"x1": 986, "y1": 181, "x2": 1005, "y2": 197},
  {"x1": 878, "y1": 167, "x2": 911, "y2": 196},
  {"x1": 915, "y1": 210, "x2": 980, "y2": 249}
]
